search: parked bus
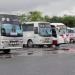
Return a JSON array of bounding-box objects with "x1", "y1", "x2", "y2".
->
[
  {"x1": 50, "y1": 23, "x2": 70, "y2": 46},
  {"x1": 67, "y1": 27, "x2": 75, "y2": 43},
  {"x1": 22, "y1": 22, "x2": 52, "y2": 47},
  {"x1": 0, "y1": 14, "x2": 23, "y2": 53}
]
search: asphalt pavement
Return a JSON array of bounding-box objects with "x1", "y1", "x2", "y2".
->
[{"x1": 0, "y1": 44, "x2": 75, "y2": 75}]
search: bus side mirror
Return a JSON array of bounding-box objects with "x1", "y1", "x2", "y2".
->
[
  {"x1": 34, "y1": 27, "x2": 38, "y2": 34},
  {"x1": 19, "y1": 24, "x2": 22, "y2": 29},
  {"x1": 1, "y1": 28, "x2": 6, "y2": 36}
]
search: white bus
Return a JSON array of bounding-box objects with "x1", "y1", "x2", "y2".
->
[
  {"x1": 22, "y1": 22, "x2": 52, "y2": 47},
  {"x1": 0, "y1": 14, "x2": 23, "y2": 53},
  {"x1": 50, "y1": 23, "x2": 70, "y2": 45},
  {"x1": 67, "y1": 27, "x2": 75, "y2": 43}
]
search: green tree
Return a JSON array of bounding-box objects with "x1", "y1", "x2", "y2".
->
[
  {"x1": 18, "y1": 14, "x2": 27, "y2": 23},
  {"x1": 44, "y1": 15, "x2": 50, "y2": 22},
  {"x1": 62, "y1": 16, "x2": 75, "y2": 27},
  {"x1": 18, "y1": 11, "x2": 75, "y2": 27},
  {"x1": 28, "y1": 11, "x2": 43, "y2": 21},
  {"x1": 50, "y1": 16, "x2": 62, "y2": 23}
]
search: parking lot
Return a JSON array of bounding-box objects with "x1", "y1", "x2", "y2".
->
[
  {"x1": 0, "y1": 44, "x2": 75, "y2": 75},
  {"x1": 0, "y1": 43, "x2": 75, "y2": 58}
]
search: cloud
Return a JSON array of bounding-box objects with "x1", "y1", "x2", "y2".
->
[
  {"x1": 58, "y1": 7, "x2": 75, "y2": 16},
  {"x1": 0, "y1": 0, "x2": 75, "y2": 16}
]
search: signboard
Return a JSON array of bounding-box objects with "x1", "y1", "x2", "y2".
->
[
  {"x1": 0, "y1": 14, "x2": 19, "y2": 24},
  {"x1": 39, "y1": 23, "x2": 50, "y2": 28}
]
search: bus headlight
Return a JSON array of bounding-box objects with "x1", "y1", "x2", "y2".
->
[
  {"x1": 19, "y1": 40, "x2": 23, "y2": 43},
  {"x1": 1, "y1": 40, "x2": 9, "y2": 44},
  {"x1": 40, "y1": 39, "x2": 43, "y2": 42}
]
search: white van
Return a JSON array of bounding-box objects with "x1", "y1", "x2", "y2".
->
[
  {"x1": 50, "y1": 23, "x2": 70, "y2": 46},
  {"x1": 67, "y1": 27, "x2": 75, "y2": 43},
  {"x1": 22, "y1": 22, "x2": 52, "y2": 47}
]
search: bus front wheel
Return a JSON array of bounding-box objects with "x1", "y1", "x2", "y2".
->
[{"x1": 27, "y1": 40, "x2": 33, "y2": 48}]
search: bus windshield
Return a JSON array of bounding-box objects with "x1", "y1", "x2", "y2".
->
[
  {"x1": 39, "y1": 23, "x2": 52, "y2": 37},
  {"x1": 1, "y1": 24, "x2": 23, "y2": 37},
  {"x1": 57, "y1": 25, "x2": 66, "y2": 35},
  {"x1": 67, "y1": 29, "x2": 75, "y2": 33}
]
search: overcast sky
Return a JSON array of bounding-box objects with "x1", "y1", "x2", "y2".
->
[{"x1": 0, "y1": 0, "x2": 75, "y2": 16}]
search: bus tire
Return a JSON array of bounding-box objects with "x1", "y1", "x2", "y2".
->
[
  {"x1": 56, "y1": 44, "x2": 60, "y2": 47},
  {"x1": 39, "y1": 45, "x2": 44, "y2": 48},
  {"x1": 27, "y1": 40, "x2": 33, "y2": 48},
  {"x1": 47, "y1": 45, "x2": 52, "y2": 48},
  {"x1": 3, "y1": 49, "x2": 10, "y2": 54},
  {"x1": 23, "y1": 44, "x2": 26, "y2": 48},
  {"x1": 70, "y1": 39, "x2": 73, "y2": 43}
]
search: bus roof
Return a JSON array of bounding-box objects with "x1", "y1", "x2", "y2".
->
[
  {"x1": 23, "y1": 21, "x2": 50, "y2": 24},
  {"x1": 22, "y1": 22, "x2": 50, "y2": 27},
  {"x1": 50, "y1": 23, "x2": 65, "y2": 26},
  {"x1": 67, "y1": 27, "x2": 75, "y2": 30},
  {"x1": 0, "y1": 14, "x2": 18, "y2": 19}
]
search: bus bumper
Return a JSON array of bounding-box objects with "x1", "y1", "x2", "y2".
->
[{"x1": 4, "y1": 47, "x2": 23, "y2": 49}]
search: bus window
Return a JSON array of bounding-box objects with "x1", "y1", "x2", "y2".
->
[
  {"x1": 0, "y1": 24, "x2": 1, "y2": 35},
  {"x1": 22, "y1": 24, "x2": 34, "y2": 31},
  {"x1": 34, "y1": 27, "x2": 38, "y2": 34},
  {"x1": 51, "y1": 25, "x2": 57, "y2": 38}
]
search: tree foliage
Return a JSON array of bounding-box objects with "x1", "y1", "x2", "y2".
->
[
  {"x1": 19, "y1": 11, "x2": 75, "y2": 27},
  {"x1": 50, "y1": 16, "x2": 62, "y2": 23},
  {"x1": 28, "y1": 11, "x2": 43, "y2": 21},
  {"x1": 44, "y1": 15, "x2": 50, "y2": 22},
  {"x1": 18, "y1": 14, "x2": 27, "y2": 23},
  {"x1": 62, "y1": 16, "x2": 75, "y2": 27}
]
